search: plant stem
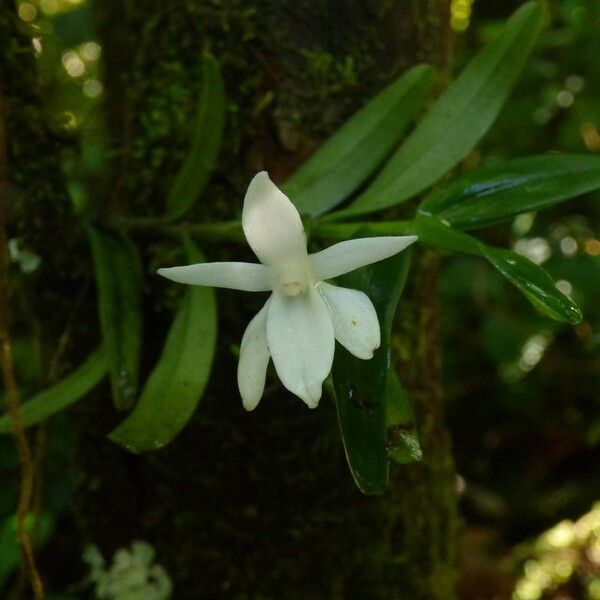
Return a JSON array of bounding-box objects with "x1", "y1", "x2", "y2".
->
[
  {"x1": 0, "y1": 86, "x2": 45, "y2": 600},
  {"x1": 314, "y1": 219, "x2": 413, "y2": 240},
  {"x1": 112, "y1": 215, "x2": 414, "y2": 243},
  {"x1": 111, "y1": 215, "x2": 246, "y2": 243}
]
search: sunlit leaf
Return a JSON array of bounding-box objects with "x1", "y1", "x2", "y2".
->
[
  {"x1": 385, "y1": 370, "x2": 422, "y2": 464},
  {"x1": 419, "y1": 154, "x2": 600, "y2": 229},
  {"x1": 0, "y1": 348, "x2": 106, "y2": 434},
  {"x1": 165, "y1": 51, "x2": 226, "y2": 220},
  {"x1": 109, "y1": 238, "x2": 217, "y2": 453},
  {"x1": 88, "y1": 228, "x2": 143, "y2": 410},
  {"x1": 284, "y1": 65, "x2": 434, "y2": 216},
  {"x1": 480, "y1": 245, "x2": 583, "y2": 324},
  {"x1": 331, "y1": 247, "x2": 411, "y2": 495},
  {"x1": 341, "y1": 1, "x2": 545, "y2": 216}
]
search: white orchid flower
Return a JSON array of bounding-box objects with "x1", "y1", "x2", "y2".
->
[{"x1": 158, "y1": 172, "x2": 417, "y2": 410}]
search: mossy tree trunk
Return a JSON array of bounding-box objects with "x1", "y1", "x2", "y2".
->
[{"x1": 2, "y1": 0, "x2": 457, "y2": 598}]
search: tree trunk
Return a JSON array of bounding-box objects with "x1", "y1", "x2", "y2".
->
[{"x1": 2, "y1": 1, "x2": 457, "y2": 598}]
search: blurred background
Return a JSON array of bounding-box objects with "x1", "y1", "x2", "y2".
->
[
  {"x1": 0, "y1": 0, "x2": 599, "y2": 598},
  {"x1": 446, "y1": 1, "x2": 600, "y2": 598}
]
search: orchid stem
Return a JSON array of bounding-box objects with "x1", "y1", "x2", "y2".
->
[
  {"x1": 314, "y1": 220, "x2": 413, "y2": 240},
  {"x1": 112, "y1": 215, "x2": 414, "y2": 244},
  {"x1": 111, "y1": 216, "x2": 246, "y2": 243}
]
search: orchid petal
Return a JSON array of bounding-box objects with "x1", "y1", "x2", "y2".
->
[
  {"x1": 238, "y1": 298, "x2": 271, "y2": 411},
  {"x1": 242, "y1": 172, "x2": 308, "y2": 266},
  {"x1": 157, "y1": 262, "x2": 270, "y2": 292},
  {"x1": 266, "y1": 287, "x2": 334, "y2": 408},
  {"x1": 318, "y1": 282, "x2": 380, "y2": 360},
  {"x1": 310, "y1": 236, "x2": 417, "y2": 281}
]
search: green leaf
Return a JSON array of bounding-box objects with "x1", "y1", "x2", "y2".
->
[
  {"x1": 0, "y1": 348, "x2": 107, "y2": 434},
  {"x1": 343, "y1": 1, "x2": 545, "y2": 216},
  {"x1": 331, "y1": 247, "x2": 411, "y2": 495},
  {"x1": 480, "y1": 245, "x2": 583, "y2": 324},
  {"x1": 109, "y1": 238, "x2": 217, "y2": 453},
  {"x1": 88, "y1": 228, "x2": 143, "y2": 410},
  {"x1": 411, "y1": 214, "x2": 481, "y2": 255},
  {"x1": 385, "y1": 370, "x2": 422, "y2": 464},
  {"x1": 165, "y1": 51, "x2": 226, "y2": 220},
  {"x1": 0, "y1": 513, "x2": 53, "y2": 588},
  {"x1": 413, "y1": 215, "x2": 583, "y2": 324},
  {"x1": 419, "y1": 154, "x2": 600, "y2": 229},
  {"x1": 283, "y1": 65, "x2": 434, "y2": 216}
]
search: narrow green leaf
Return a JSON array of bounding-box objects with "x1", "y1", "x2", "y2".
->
[
  {"x1": 480, "y1": 245, "x2": 583, "y2": 324},
  {"x1": 419, "y1": 154, "x2": 600, "y2": 229},
  {"x1": 411, "y1": 214, "x2": 481, "y2": 255},
  {"x1": 0, "y1": 348, "x2": 107, "y2": 434},
  {"x1": 413, "y1": 215, "x2": 583, "y2": 324},
  {"x1": 343, "y1": 1, "x2": 545, "y2": 216},
  {"x1": 165, "y1": 51, "x2": 226, "y2": 220},
  {"x1": 283, "y1": 65, "x2": 434, "y2": 216},
  {"x1": 109, "y1": 239, "x2": 217, "y2": 453},
  {"x1": 331, "y1": 247, "x2": 411, "y2": 495},
  {"x1": 385, "y1": 370, "x2": 422, "y2": 465},
  {"x1": 89, "y1": 228, "x2": 143, "y2": 410}
]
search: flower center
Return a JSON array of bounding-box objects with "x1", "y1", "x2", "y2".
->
[{"x1": 272, "y1": 260, "x2": 313, "y2": 297}]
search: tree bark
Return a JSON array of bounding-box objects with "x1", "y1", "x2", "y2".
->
[{"x1": 2, "y1": 1, "x2": 457, "y2": 598}]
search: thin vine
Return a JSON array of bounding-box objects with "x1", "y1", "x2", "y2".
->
[{"x1": 0, "y1": 85, "x2": 45, "y2": 600}]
